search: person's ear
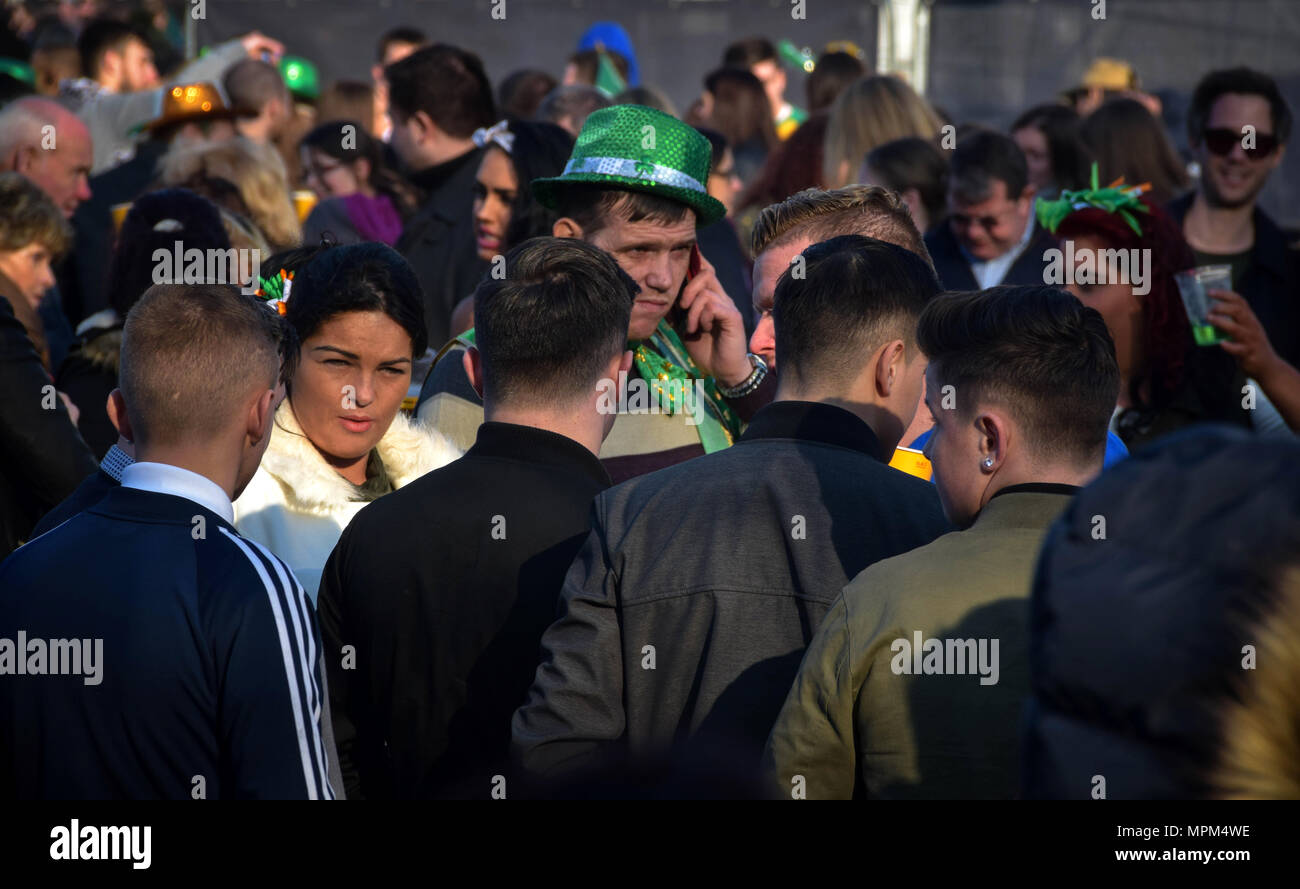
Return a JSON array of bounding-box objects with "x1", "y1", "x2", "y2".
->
[
  {"x1": 12, "y1": 144, "x2": 36, "y2": 175},
  {"x1": 1270, "y1": 141, "x2": 1287, "y2": 172},
  {"x1": 874, "y1": 339, "x2": 907, "y2": 398},
  {"x1": 552, "y1": 217, "x2": 584, "y2": 240},
  {"x1": 248, "y1": 387, "x2": 276, "y2": 446},
  {"x1": 618, "y1": 348, "x2": 634, "y2": 377},
  {"x1": 1018, "y1": 183, "x2": 1036, "y2": 205},
  {"x1": 411, "y1": 110, "x2": 436, "y2": 143},
  {"x1": 463, "y1": 346, "x2": 485, "y2": 399},
  {"x1": 106, "y1": 388, "x2": 133, "y2": 441},
  {"x1": 974, "y1": 410, "x2": 1006, "y2": 473}
]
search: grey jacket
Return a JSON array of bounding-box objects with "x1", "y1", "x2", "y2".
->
[
  {"x1": 64, "y1": 40, "x2": 248, "y2": 175},
  {"x1": 510, "y1": 400, "x2": 950, "y2": 789}
]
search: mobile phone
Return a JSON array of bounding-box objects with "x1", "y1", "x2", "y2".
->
[{"x1": 671, "y1": 243, "x2": 703, "y2": 329}]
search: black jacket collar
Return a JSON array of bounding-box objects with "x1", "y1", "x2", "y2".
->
[
  {"x1": 409, "y1": 147, "x2": 482, "y2": 202},
  {"x1": 1166, "y1": 191, "x2": 1290, "y2": 281},
  {"x1": 468, "y1": 421, "x2": 611, "y2": 488},
  {"x1": 737, "y1": 400, "x2": 883, "y2": 461},
  {"x1": 990, "y1": 482, "x2": 1082, "y2": 501}
]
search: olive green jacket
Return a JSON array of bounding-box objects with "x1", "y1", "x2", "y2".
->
[{"x1": 763, "y1": 487, "x2": 1076, "y2": 799}]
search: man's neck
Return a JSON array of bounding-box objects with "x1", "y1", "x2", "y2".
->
[
  {"x1": 133, "y1": 446, "x2": 238, "y2": 501},
  {"x1": 773, "y1": 387, "x2": 895, "y2": 460},
  {"x1": 483, "y1": 403, "x2": 605, "y2": 457},
  {"x1": 95, "y1": 75, "x2": 120, "y2": 94},
  {"x1": 980, "y1": 462, "x2": 1096, "y2": 511},
  {"x1": 415, "y1": 139, "x2": 476, "y2": 172},
  {"x1": 1184, "y1": 189, "x2": 1256, "y2": 254}
]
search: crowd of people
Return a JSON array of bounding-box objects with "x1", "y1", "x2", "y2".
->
[{"x1": 0, "y1": 2, "x2": 1298, "y2": 800}]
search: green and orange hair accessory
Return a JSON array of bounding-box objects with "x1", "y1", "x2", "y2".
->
[
  {"x1": 1036, "y1": 163, "x2": 1152, "y2": 237},
  {"x1": 255, "y1": 268, "x2": 294, "y2": 314}
]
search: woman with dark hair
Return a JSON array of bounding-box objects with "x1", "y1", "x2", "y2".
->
[
  {"x1": 1039, "y1": 176, "x2": 1274, "y2": 449},
  {"x1": 699, "y1": 68, "x2": 778, "y2": 187},
  {"x1": 56, "y1": 188, "x2": 232, "y2": 457},
  {"x1": 234, "y1": 242, "x2": 459, "y2": 600},
  {"x1": 299, "y1": 119, "x2": 422, "y2": 247},
  {"x1": 1080, "y1": 98, "x2": 1190, "y2": 206},
  {"x1": 862, "y1": 136, "x2": 949, "y2": 232},
  {"x1": 447, "y1": 117, "x2": 574, "y2": 335},
  {"x1": 1010, "y1": 104, "x2": 1091, "y2": 198}
]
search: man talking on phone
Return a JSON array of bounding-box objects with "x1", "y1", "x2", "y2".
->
[{"x1": 418, "y1": 105, "x2": 774, "y2": 482}]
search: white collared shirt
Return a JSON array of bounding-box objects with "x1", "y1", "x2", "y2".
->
[{"x1": 120, "y1": 462, "x2": 236, "y2": 525}]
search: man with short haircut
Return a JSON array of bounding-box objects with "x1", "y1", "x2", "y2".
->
[
  {"x1": 765, "y1": 285, "x2": 1118, "y2": 799},
  {"x1": 747, "y1": 184, "x2": 933, "y2": 371},
  {"x1": 511, "y1": 236, "x2": 950, "y2": 788},
  {"x1": 224, "y1": 59, "x2": 291, "y2": 146},
  {"x1": 536, "y1": 84, "x2": 612, "y2": 138},
  {"x1": 1170, "y1": 67, "x2": 1299, "y2": 367},
  {"x1": 722, "y1": 36, "x2": 806, "y2": 140},
  {"x1": 387, "y1": 44, "x2": 496, "y2": 347},
  {"x1": 925, "y1": 130, "x2": 1058, "y2": 292},
  {"x1": 0, "y1": 283, "x2": 335, "y2": 799},
  {"x1": 318, "y1": 238, "x2": 635, "y2": 799},
  {"x1": 420, "y1": 105, "x2": 773, "y2": 483},
  {"x1": 63, "y1": 18, "x2": 283, "y2": 173},
  {"x1": 371, "y1": 26, "x2": 428, "y2": 141}
]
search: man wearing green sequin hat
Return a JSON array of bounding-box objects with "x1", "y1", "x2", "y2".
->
[{"x1": 418, "y1": 104, "x2": 775, "y2": 483}]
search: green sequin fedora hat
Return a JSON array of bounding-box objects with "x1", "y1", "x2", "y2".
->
[{"x1": 532, "y1": 104, "x2": 726, "y2": 227}]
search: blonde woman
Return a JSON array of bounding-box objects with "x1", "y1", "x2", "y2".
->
[
  {"x1": 0, "y1": 172, "x2": 71, "y2": 372},
  {"x1": 158, "y1": 136, "x2": 302, "y2": 250},
  {"x1": 822, "y1": 75, "x2": 943, "y2": 188}
]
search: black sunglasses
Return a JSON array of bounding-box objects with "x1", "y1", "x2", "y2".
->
[{"x1": 1203, "y1": 127, "x2": 1279, "y2": 159}]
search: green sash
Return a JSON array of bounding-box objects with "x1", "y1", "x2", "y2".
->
[{"x1": 634, "y1": 319, "x2": 741, "y2": 454}]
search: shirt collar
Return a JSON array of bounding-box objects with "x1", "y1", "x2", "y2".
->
[
  {"x1": 99, "y1": 444, "x2": 134, "y2": 482},
  {"x1": 120, "y1": 462, "x2": 235, "y2": 524},
  {"x1": 737, "y1": 400, "x2": 884, "y2": 461},
  {"x1": 468, "y1": 421, "x2": 612, "y2": 488},
  {"x1": 960, "y1": 212, "x2": 1038, "y2": 279}
]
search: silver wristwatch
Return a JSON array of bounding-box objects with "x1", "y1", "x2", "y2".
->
[{"x1": 717, "y1": 352, "x2": 769, "y2": 399}]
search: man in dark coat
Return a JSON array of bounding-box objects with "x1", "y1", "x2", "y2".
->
[
  {"x1": 1022, "y1": 426, "x2": 1300, "y2": 800},
  {"x1": 511, "y1": 236, "x2": 951, "y2": 791},
  {"x1": 924, "y1": 129, "x2": 1057, "y2": 292},
  {"x1": 317, "y1": 238, "x2": 636, "y2": 799},
  {"x1": 0, "y1": 277, "x2": 96, "y2": 556},
  {"x1": 386, "y1": 44, "x2": 495, "y2": 349},
  {"x1": 1168, "y1": 67, "x2": 1300, "y2": 367}
]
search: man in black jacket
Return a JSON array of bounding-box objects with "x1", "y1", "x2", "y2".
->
[
  {"x1": 924, "y1": 129, "x2": 1057, "y2": 292},
  {"x1": 511, "y1": 236, "x2": 951, "y2": 792},
  {"x1": 0, "y1": 284, "x2": 96, "y2": 556},
  {"x1": 1168, "y1": 67, "x2": 1300, "y2": 367},
  {"x1": 317, "y1": 237, "x2": 636, "y2": 799},
  {"x1": 387, "y1": 44, "x2": 495, "y2": 349}
]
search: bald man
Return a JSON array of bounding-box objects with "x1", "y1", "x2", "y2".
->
[{"x1": 0, "y1": 97, "x2": 93, "y2": 218}]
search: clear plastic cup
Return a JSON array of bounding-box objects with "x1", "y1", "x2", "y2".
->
[{"x1": 1174, "y1": 265, "x2": 1233, "y2": 346}]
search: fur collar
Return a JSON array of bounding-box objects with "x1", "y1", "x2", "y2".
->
[{"x1": 258, "y1": 399, "x2": 460, "y2": 513}]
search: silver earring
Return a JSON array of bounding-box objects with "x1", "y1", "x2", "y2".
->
[{"x1": 982, "y1": 457, "x2": 994, "y2": 469}]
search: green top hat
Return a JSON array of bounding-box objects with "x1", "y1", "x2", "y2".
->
[
  {"x1": 280, "y1": 55, "x2": 319, "y2": 101},
  {"x1": 533, "y1": 105, "x2": 726, "y2": 227}
]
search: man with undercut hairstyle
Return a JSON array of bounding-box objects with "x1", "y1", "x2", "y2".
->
[
  {"x1": 0, "y1": 283, "x2": 337, "y2": 800},
  {"x1": 765, "y1": 284, "x2": 1119, "y2": 800},
  {"x1": 511, "y1": 236, "x2": 949, "y2": 792},
  {"x1": 319, "y1": 238, "x2": 635, "y2": 799}
]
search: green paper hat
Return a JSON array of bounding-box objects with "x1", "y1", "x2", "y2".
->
[
  {"x1": 280, "y1": 55, "x2": 319, "y2": 101},
  {"x1": 533, "y1": 104, "x2": 726, "y2": 227}
]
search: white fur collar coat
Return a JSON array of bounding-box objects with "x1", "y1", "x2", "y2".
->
[{"x1": 233, "y1": 399, "x2": 461, "y2": 601}]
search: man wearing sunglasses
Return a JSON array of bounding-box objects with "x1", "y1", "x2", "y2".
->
[
  {"x1": 1170, "y1": 67, "x2": 1300, "y2": 367},
  {"x1": 924, "y1": 129, "x2": 1058, "y2": 293}
]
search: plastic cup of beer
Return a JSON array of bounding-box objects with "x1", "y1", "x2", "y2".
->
[
  {"x1": 292, "y1": 190, "x2": 318, "y2": 223},
  {"x1": 1174, "y1": 265, "x2": 1232, "y2": 346}
]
